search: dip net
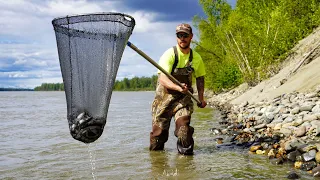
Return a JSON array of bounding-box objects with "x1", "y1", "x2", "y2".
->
[{"x1": 52, "y1": 13, "x2": 135, "y2": 143}]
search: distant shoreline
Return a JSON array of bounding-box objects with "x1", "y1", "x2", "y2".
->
[{"x1": 0, "y1": 88, "x2": 34, "y2": 91}]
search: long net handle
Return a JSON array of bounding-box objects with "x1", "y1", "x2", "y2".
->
[{"x1": 127, "y1": 41, "x2": 201, "y2": 104}]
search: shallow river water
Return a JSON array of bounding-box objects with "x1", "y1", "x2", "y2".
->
[{"x1": 0, "y1": 91, "x2": 313, "y2": 179}]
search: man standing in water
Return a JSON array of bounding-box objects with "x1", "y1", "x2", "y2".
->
[{"x1": 150, "y1": 23, "x2": 207, "y2": 155}]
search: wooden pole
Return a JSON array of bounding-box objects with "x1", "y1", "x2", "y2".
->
[{"x1": 127, "y1": 41, "x2": 201, "y2": 104}]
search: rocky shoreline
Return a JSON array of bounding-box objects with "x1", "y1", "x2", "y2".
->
[{"x1": 206, "y1": 86, "x2": 320, "y2": 178}]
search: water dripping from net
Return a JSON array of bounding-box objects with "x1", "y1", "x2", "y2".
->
[{"x1": 87, "y1": 143, "x2": 97, "y2": 180}]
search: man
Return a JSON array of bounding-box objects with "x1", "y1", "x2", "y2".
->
[{"x1": 150, "y1": 23, "x2": 207, "y2": 155}]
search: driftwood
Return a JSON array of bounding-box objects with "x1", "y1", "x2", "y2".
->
[
  {"x1": 279, "y1": 41, "x2": 320, "y2": 86},
  {"x1": 290, "y1": 41, "x2": 320, "y2": 75}
]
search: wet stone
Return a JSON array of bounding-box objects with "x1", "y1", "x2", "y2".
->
[
  {"x1": 300, "y1": 161, "x2": 317, "y2": 171},
  {"x1": 287, "y1": 150, "x2": 301, "y2": 162},
  {"x1": 210, "y1": 128, "x2": 221, "y2": 135},
  {"x1": 285, "y1": 138, "x2": 304, "y2": 151},
  {"x1": 256, "y1": 150, "x2": 265, "y2": 155},
  {"x1": 287, "y1": 171, "x2": 300, "y2": 179},
  {"x1": 299, "y1": 144, "x2": 317, "y2": 153},
  {"x1": 268, "y1": 149, "x2": 275, "y2": 159},
  {"x1": 315, "y1": 151, "x2": 320, "y2": 163},
  {"x1": 250, "y1": 145, "x2": 262, "y2": 152},
  {"x1": 273, "y1": 157, "x2": 284, "y2": 165},
  {"x1": 312, "y1": 166, "x2": 320, "y2": 177},
  {"x1": 302, "y1": 149, "x2": 316, "y2": 162},
  {"x1": 294, "y1": 161, "x2": 302, "y2": 169},
  {"x1": 295, "y1": 154, "x2": 304, "y2": 162}
]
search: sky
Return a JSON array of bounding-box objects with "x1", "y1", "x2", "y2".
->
[{"x1": 0, "y1": 0, "x2": 236, "y2": 89}]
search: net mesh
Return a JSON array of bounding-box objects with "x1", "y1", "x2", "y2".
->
[{"x1": 52, "y1": 13, "x2": 135, "y2": 143}]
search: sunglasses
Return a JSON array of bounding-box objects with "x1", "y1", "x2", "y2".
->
[{"x1": 176, "y1": 33, "x2": 190, "y2": 39}]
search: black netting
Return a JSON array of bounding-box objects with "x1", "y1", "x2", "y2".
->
[{"x1": 52, "y1": 13, "x2": 135, "y2": 143}]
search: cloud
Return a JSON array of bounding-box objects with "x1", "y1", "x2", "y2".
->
[
  {"x1": 106, "y1": 0, "x2": 205, "y2": 22},
  {"x1": 0, "y1": 0, "x2": 236, "y2": 88}
]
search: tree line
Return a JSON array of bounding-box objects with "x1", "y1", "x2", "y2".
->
[
  {"x1": 34, "y1": 83, "x2": 64, "y2": 91},
  {"x1": 193, "y1": 0, "x2": 320, "y2": 92},
  {"x1": 0, "y1": 88, "x2": 33, "y2": 91},
  {"x1": 113, "y1": 75, "x2": 158, "y2": 91},
  {"x1": 34, "y1": 75, "x2": 158, "y2": 91}
]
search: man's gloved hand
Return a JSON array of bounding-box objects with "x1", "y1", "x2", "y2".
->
[{"x1": 197, "y1": 100, "x2": 207, "y2": 108}]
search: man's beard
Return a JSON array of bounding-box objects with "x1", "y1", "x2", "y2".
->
[{"x1": 178, "y1": 42, "x2": 190, "y2": 49}]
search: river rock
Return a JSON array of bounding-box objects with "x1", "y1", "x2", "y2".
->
[
  {"x1": 315, "y1": 126, "x2": 320, "y2": 136},
  {"x1": 312, "y1": 166, "x2": 320, "y2": 177},
  {"x1": 274, "y1": 123, "x2": 282, "y2": 130},
  {"x1": 272, "y1": 118, "x2": 284, "y2": 124},
  {"x1": 302, "y1": 149, "x2": 316, "y2": 161},
  {"x1": 266, "y1": 112, "x2": 276, "y2": 121},
  {"x1": 303, "y1": 114, "x2": 318, "y2": 121},
  {"x1": 306, "y1": 92, "x2": 318, "y2": 98},
  {"x1": 316, "y1": 151, "x2": 320, "y2": 163},
  {"x1": 287, "y1": 150, "x2": 301, "y2": 162},
  {"x1": 283, "y1": 116, "x2": 294, "y2": 123},
  {"x1": 295, "y1": 126, "x2": 306, "y2": 137},
  {"x1": 301, "y1": 122, "x2": 311, "y2": 131},
  {"x1": 300, "y1": 104, "x2": 316, "y2": 112},
  {"x1": 284, "y1": 138, "x2": 304, "y2": 151},
  {"x1": 254, "y1": 123, "x2": 266, "y2": 130},
  {"x1": 282, "y1": 123, "x2": 293, "y2": 128},
  {"x1": 256, "y1": 150, "x2": 265, "y2": 155},
  {"x1": 267, "y1": 123, "x2": 275, "y2": 129},
  {"x1": 300, "y1": 161, "x2": 317, "y2": 171},
  {"x1": 311, "y1": 120, "x2": 320, "y2": 127},
  {"x1": 287, "y1": 171, "x2": 300, "y2": 179},
  {"x1": 268, "y1": 149, "x2": 275, "y2": 159},
  {"x1": 294, "y1": 161, "x2": 302, "y2": 169},
  {"x1": 250, "y1": 145, "x2": 262, "y2": 152},
  {"x1": 280, "y1": 128, "x2": 292, "y2": 136},
  {"x1": 312, "y1": 104, "x2": 320, "y2": 113},
  {"x1": 291, "y1": 107, "x2": 300, "y2": 115},
  {"x1": 270, "y1": 157, "x2": 284, "y2": 165},
  {"x1": 299, "y1": 144, "x2": 317, "y2": 153}
]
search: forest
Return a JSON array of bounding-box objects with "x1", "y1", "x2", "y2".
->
[
  {"x1": 34, "y1": 75, "x2": 158, "y2": 91},
  {"x1": 194, "y1": 0, "x2": 320, "y2": 92}
]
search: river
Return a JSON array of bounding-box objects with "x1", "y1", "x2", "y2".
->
[{"x1": 0, "y1": 91, "x2": 312, "y2": 179}]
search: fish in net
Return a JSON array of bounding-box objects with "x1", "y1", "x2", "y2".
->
[{"x1": 52, "y1": 13, "x2": 135, "y2": 143}]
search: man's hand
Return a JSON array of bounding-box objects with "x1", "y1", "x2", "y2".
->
[
  {"x1": 178, "y1": 83, "x2": 188, "y2": 94},
  {"x1": 197, "y1": 100, "x2": 207, "y2": 108}
]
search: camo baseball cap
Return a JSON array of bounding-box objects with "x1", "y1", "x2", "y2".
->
[{"x1": 176, "y1": 23, "x2": 192, "y2": 34}]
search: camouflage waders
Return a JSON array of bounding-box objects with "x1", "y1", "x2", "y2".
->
[{"x1": 150, "y1": 59, "x2": 195, "y2": 155}]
